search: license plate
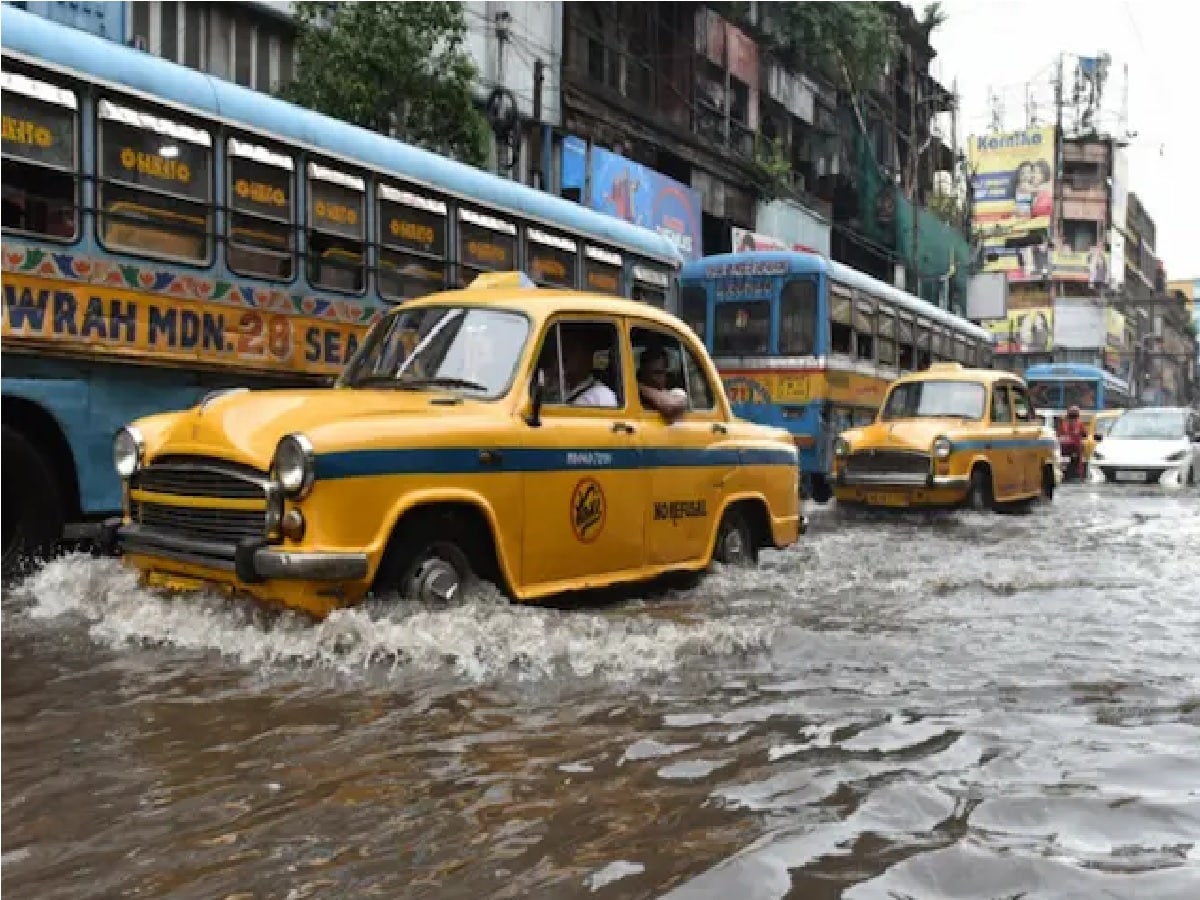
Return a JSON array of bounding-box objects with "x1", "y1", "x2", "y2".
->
[
  {"x1": 147, "y1": 571, "x2": 220, "y2": 594},
  {"x1": 866, "y1": 491, "x2": 908, "y2": 507},
  {"x1": 1114, "y1": 470, "x2": 1146, "y2": 483}
]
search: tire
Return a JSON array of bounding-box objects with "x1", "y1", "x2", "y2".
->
[
  {"x1": 1041, "y1": 463, "x2": 1056, "y2": 501},
  {"x1": 965, "y1": 466, "x2": 993, "y2": 512},
  {"x1": 2, "y1": 424, "x2": 65, "y2": 583},
  {"x1": 373, "y1": 510, "x2": 476, "y2": 604},
  {"x1": 713, "y1": 506, "x2": 757, "y2": 567}
]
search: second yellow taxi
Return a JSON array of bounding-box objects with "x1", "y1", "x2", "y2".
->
[
  {"x1": 832, "y1": 363, "x2": 1059, "y2": 510},
  {"x1": 103, "y1": 273, "x2": 805, "y2": 619}
]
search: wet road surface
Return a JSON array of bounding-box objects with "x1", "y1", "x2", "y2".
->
[{"x1": 3, "y1": 485, "x2": 1200, "y2": 899}]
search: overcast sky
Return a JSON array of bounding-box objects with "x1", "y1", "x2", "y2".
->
[{"x1": 908, "y1": 0, "x2": 1196, "y2": 281}]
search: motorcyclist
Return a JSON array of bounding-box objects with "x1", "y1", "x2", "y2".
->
[{"x1": 1057, "y1": 405, "x2": 1086, "y2": 479}]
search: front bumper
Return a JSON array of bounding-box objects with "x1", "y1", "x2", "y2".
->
[
  {"x1": 835, "y1": 471, "x2": 969, "y2": 489},
  {"x1": 103, "y1": 519, "x2": 369, "y2": 583},
  {"x1": 1087, "y1": 463, "x2": 1186, "y2": 487}
]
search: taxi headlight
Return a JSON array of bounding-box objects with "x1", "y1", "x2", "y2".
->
[
  {"x1": 272, "y1": 433, "x2": 315, "y2": 499},
  {"x1": 834, "y1": 437, "x2": 850, "y2": 458},
  {"x1": 1092, "y1": 448, "x2": 1105, "y2": 461},
  {"x1": 932, "y1": 436, "x2": 952, "y2": 459},
  {"x1": 1165, "y1": 449, "x2": 1187, "y2": 463},
  {"x1": 113, "y1": 426, "x2": 144, "y2": 479}
]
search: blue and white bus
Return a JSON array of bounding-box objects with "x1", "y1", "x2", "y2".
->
[
  {"x1": 680, "y1": 250, "x2": 994, "y2": 502},
  {"x1": 1024, "y1": 362, "x2": 1132, "y2": 420},
  {"x1": 0, "y1": 5, "x2": 682, "y2": 578}
]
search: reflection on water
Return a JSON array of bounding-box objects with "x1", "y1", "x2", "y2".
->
[{"x1": 4, "y1": 486, "x2": 1200, "y2": 899}]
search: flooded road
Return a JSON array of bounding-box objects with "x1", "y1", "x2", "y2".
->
[{"x1": 4, "y1": 486, "x2": 1200, "y2": 899}]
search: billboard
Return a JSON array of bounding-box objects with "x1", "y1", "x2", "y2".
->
[
  {"x1": 984, "y1": 307, "x2": 1054, "y2": 354},
  {"x1": 588, "y1": 146, "x2": 703, "y2": 261},
  {"x1": 969, "y1": 127, "x2": 1055, "y2": 242},
  {"x1": 980, "y1": 244, "x2": 1111, "y2": 286}
]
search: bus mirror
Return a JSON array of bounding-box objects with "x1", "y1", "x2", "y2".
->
[{"x1": 525, "y1": 369, "x2": 546, "y2": 428}]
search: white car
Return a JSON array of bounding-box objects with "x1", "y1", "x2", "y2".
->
[{"x1": 1088, "y1": 406, "x2": 1200, "y2": 487}]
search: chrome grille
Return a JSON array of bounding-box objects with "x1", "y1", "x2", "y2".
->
[
  {"x1": 130, "y1": 501, "x2": 267, "y2": 543},
  {"x1": 133, "y1": 456, "x2": 267, "y2": 499},
  {"x1": 129, "y1": 456, "x2": 269, "y2": 551},
  {"x1": 844, "y1": 450, "x2": 930, "y2": 478}
]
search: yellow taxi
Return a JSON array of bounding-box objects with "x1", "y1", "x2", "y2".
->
[
  {"x1": 831, "y1": 363, "x2": 1059, "y2": 510},
  {"x1": 102, "y1": 273, "x2": 805, "y2": 619}
]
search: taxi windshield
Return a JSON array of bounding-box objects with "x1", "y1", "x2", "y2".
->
[
  {"x1": 880, "y1": 379, "x2": 986, "y2": 421},
  {"x1": 340, "y1": 305, "x2": 529, "y2": 397}
]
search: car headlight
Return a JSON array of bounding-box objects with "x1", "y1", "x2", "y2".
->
[
  {"x1": 113, "y1": 426, "x2": 144, "y2": 479},
  {"x1": 834, "y1": 437, "x2": 850, "y2": 458},
  {"x1": 272, "y1": 433, "x2": 315, "y2": 499},
  {"x1": 932, "y1": 436, "x2": 952, "y2": 459},
  {"x1": 1165, "y1": 449, "x2": 1187, "y2": 462}
]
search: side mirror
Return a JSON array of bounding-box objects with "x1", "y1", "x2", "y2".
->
[
  {"x1": 525, "y1": 369, "x2": 546, "y2": 428},
  {"x1": 1094, "y1": 433, "x2": 1103, "y2": 443}
]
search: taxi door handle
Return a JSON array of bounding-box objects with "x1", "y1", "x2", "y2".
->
[
  {"x1": 712, "y1": 423, "x2": 728, "y2": 435},
  {"x1": 612, "y1": 421, "x2": 635, "y2": 434}
]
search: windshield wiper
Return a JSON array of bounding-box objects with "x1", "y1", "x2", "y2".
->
[{"x1": 395, "y1": 376, "x2": 489, "y2": 392}]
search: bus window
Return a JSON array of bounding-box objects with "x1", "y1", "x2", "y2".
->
[
  {"x1": 877, "y1": 310, "x2": 896, "y2": 367},
  {"x1": 680, "y1": 285, "x2": 708, "y2": 341},
  {"x1": 632, "y1": 264, "x2": 669, "y2": 309},
  {"x1": 226, "y1": 138, "x2": 294, "y2": 281},
  {"x1": 779, "y1": 278, "x2": 818, "y2": 356},
  {"x1": 953, "y1": 337, "x2": 967, "y2": 363},
  {"x1": 931, "y1": 329, "x2": 947, "y2": 362},
  {"x1": 1, "y1": 70, "x2": 78, "y2": 240},
  {"x1": 526, "y1": 227, "x2": 577, "y2": 288},
  {"x1": 980, "y1": 342, "x2": 994, "y2": 369},
  {"x1": 830, "y1": 285, "x2": 853, "y2": 355},
  {"x1": 377, "y1": 184, "x2": 447, "y2": 301},
  {"x1": 584, "y1": 245, "x2": 622, "y2": 294},
  {"x1": 307, "y1": 161, "x2": 365, "y2": 292},
  {"x1": 963, "y1": 342, "x2": 977, "y2": 367},
  {"x1": 897, "y1": 316, "x2": 915, "y2": 371},
  {"x1": 915, "y1": 320, "x2": 932, "y2": 369},
  {"x1": 853, "y1": 301, "x2": 874, "y2": 361},
  {"x1": 714, "y1": 300, "x2": 769, "y2": 356},
  {"x1": 97, "y1": 98, "x2": 212, "y2": 262},
  {"x1": 458, "y1": 207, "x2": 516, "y2": 284}
]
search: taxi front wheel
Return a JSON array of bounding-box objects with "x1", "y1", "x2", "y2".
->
[
  {"x1": 714, "y1": 507, "x2": 758, "y2": 567},
  {"x1": 375, "y1": 513, "x2": 476, "y2": 605}
]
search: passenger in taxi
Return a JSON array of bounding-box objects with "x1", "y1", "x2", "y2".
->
[
  {"x1": 636, "y1": 345, "x2": 688, "y2": 422},
  {"x1": 562, "y1": 326, "x2": 619, "y2": 407}
]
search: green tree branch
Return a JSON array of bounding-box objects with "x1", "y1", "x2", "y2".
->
[{"x1": 278, "y1": 1, "x2": 490, "y2": 168}]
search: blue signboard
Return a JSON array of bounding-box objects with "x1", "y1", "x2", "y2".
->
[{"x1": 587, "y1": 146, "x2": 703, "y2": 261}]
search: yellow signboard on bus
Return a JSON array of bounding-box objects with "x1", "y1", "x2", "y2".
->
[{"x1": 2, "y1": 248, "x2": 380, "y2": 376}]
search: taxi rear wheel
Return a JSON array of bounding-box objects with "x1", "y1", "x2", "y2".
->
[{"x1": 714, "y1": 507, "x2": 757, "y2": 567}]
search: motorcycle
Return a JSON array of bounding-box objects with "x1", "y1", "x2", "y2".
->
[{"x1": 1060, "y1": 440, "x2": 1085, "y2": 482}]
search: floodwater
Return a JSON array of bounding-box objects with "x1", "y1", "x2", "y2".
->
[{"x1": 3, "y1": 486, "x2": 1200, "y2": 899}]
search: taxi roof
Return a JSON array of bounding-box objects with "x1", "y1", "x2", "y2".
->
[
  {"x1": 391, "y1": 273, "x2": 687, "y2": 330},
  {"x1": 898, "y1": 362, "x2": 1026, "y2": 387}
]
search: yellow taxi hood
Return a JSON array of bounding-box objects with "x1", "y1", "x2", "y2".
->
[
  {"x1": 145, "y1": 386, "x2": 489, "y2": 469},
  {"x1": 850, "y1": 418, "x2": 964, "y2": 452}
]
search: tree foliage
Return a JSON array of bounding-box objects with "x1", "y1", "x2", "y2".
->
[
  {"x1": 278, "y1": 1, "x2": 489, "y2": 168},
  {"x1": 771, "y1": 2, "x2": 900, "y2": 93}
]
